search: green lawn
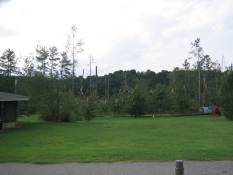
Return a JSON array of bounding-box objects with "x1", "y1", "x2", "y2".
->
[{"x1": 0, "y1": 116, "x2": 232, "y2": 163}]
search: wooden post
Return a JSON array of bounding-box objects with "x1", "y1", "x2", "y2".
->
[{"x1": 176, "y1": 160, "x2": 184, "y2": 175}]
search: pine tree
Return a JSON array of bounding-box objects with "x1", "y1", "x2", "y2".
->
[
  {"x1": 49, "y1": 46, "x2": 60, "y2": 78},
  {"x1": 190, "y1": 38, "x2": 204, "y2": 107},
  {"x1": 183, "y1": 58, "x2": 190, "y2": 70},
  {"x1": 23, "y1": 55, "x2": 34, "y2": 77},
  {"x1": 60, "y1": 51, "x2": 72, "y2": 79},
  {"x1": 0, "y1": 49, "x2": 18, "y2": 76},
  {"x1": 66, "y1": 25, "x2": 84, "y2": 93},
  {"x1": 36, "y1": 46, "x2": 49, "y2": 76}
]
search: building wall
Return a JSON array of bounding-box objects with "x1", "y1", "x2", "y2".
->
[
  {"x1": 0, "y1": 101, "x2": 17, "y2": 123},
  {"x1": 0, "y1": 101, "x2": 4, "y2": 122}
]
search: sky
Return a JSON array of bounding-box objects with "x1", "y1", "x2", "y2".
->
[{"x1": 0, "y1": 0, "x2": 233, "y2": 75}]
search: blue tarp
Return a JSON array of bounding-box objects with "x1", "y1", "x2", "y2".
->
[{"x1": 202, "y1": 107, "x2": 212, "y2": 113}]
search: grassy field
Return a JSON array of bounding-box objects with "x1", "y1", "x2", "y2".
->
[{"x1": 0, "y1": 115, "x2": 232, "y2": 163}]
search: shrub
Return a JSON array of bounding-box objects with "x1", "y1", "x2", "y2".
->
[
  {"x1": 221, "y1": 71, "x2": 233, "y2": 120},
  {"x1": 148, "y1": 84, "x2": 171, "y2": 113},
  {"x1": 58, "y1": 92, "x2": 81, "y2": 122},
  {"x1": 129, "y1": 86, "x2": 146, "y2": 117},
  {"x1": 40, "y1": 91, "x2": 82, "y2": 122},
  {"x1": 84, "y1": 95, "x2": 98, "y2": 121},
  {"x1": 108, "y1": 93, "x2": 131, "y2": 114}
]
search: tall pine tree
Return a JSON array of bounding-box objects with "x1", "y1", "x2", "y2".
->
[
  {"x1": 36, "y1": 46, "x2": 49, "y2": 76},
  {"x1": 0, "y1": 49, "x2": 18, "y2": 76},
  {"x1": 60, "y1": 51, "x2": 72, "y2": 79},
  {"x1": 49, "y1": 46, "x2": 60, "y2": 78}
]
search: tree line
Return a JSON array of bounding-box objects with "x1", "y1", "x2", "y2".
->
[{"x1": 0, "y1": 37, "x2": 233, "y2": 121}]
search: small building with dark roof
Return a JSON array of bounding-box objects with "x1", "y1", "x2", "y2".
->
[{"x1": 0, "y1": 92, "x2": 29, "y2": 128}]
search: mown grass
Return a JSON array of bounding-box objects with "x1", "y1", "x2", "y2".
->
[{"x1": 0, "y1": 115, "x2": 232, "y2": 163}]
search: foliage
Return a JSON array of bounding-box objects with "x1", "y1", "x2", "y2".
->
[
  {"x1": 221, "y1": 71, "x2": 233, "y2": 120},
  {"x1": 129, "y1": 86, "x2": 146, "y2": 117},
  {"x1": 66, "y1": 25, "x2": 84, "y2": 78},
  {"x1": 169, "y1": 70, "x2": 192, "y2": 112},
  {"x1": 40, "y1": 91, "x2": 83, "y2": 122},
  {"x1": 0, "y1": 37, "x2": 229, "y2": 119},
  {"x1": 190, "y1": 38, "x2": 204, "y2": 69},
  {"x1": 48, "y1": 46, "x2": 60, "y2": 78},
  {"x1": 15, "y1": 76, "x2": 81, "y2": 121},
  {"x1": 58, "y1": 91, "x2": 81, "y2": 121},
  {"x1": 108, "y1": 89, "x2": 131, "y2": 114},
  {"x1": 39, "y1": 89, "x2": 83, "y2": 122},
  {"x1": 0, "y1": 49, "x2": 18, "y2": 76},
  {"x1": 36, "y1": 46, "x2": 49, "y2": 76},
  {"x1": 60, "y1": 51, "x2": 72, "y2": 79},
  {"x1": 188, "y1": 38, "x2": 222, "y2": 108},
  {"x1": 22, "y1": 56, "x2": 34, "y2": 77},
  {"x1": 149, "y1": 84, "x2": 170, "y2": 113},
  {"x1": 84, "y1": 95, "x2": 98, "y2": 121}
]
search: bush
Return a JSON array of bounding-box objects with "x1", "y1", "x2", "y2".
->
[
  {"x1": 84, "y1": 95, "x2": 98, "y2": 121},
  {"x1": 108, "y1": 93, "x2": 131, "y2": 114},
  {"x1": 129, "y1": 86, "x2": 146, "y2": 117},
  {"x1": 221, "y1": 71, "x2": 233, "y2": 120},
  {"x1": 40, "y1": 91, "x2": 82, "y2": 122},
  {"x1": 148, "y1": 84, "x2": 171, "y2": 113},
  {"x1": 58, "y1": 92, "x2": 81, "y2": 122}
]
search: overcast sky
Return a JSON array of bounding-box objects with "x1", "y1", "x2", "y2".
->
[{"x1": 0, "y1": 0, "x2": 233, "y2": 75}]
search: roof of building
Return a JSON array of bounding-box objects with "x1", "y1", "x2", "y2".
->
[{"x1": 0, "y1": 92, "x2": 29, "y2": 101}]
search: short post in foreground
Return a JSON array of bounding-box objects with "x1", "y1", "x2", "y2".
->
[{"x1": 176, "y1": 160, "x2": 184, "y2": 175}]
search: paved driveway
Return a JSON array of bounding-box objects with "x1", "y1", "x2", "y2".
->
[{"x1": 0, "y1": 161, "x2": 233, "y2": 175}]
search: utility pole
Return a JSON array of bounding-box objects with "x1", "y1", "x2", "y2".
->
[
  {"x1": 104, "y1": 75, "x2": 107, "y2": 104},
  {"x1": 89, "y1": 55, "x2": 94, "y2": 95},
  {"x1": 89, "y1": 55, "x2": 92, "y2": 77},
  {"x1": 95, "y1": 66, "x2": 98, "y2": 77},
  {"x1": 198, "y1": 69, "x2": 201, "y2": 108},
  {"x1": 95, "y1": 66, "x2": 98, "y2": 96},
  {"x1": 107, "y1": 76, "x2": 110, "y2": 100}
]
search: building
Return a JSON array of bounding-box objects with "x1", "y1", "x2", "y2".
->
[{"x1": 0, "y1": 92, "x2": 29, "y2": 128}]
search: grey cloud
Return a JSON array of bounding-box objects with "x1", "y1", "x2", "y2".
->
[
  {"x1": 106, "y1": 36, "x2": 148, "y2": 62},
  {"x1": 100, "y1": 7, "x2": 233, "y2": 74},
  {"x1": 142, "y1": 16, "x2": 176, "y2": 34},
  {"x1": 101, "y1": 34, "x2": 161, "y2": 73},
  {"x1": 0, "y1": 26, "x2": 20, "y2": 37},
  {"x1": 223, "y1": 14, "x2": 233, "y2": 30},
  {"x1": 100, "y1": 17, "x2": 178, "y2": 73},
  {"x1": 0, "y1": 0, "x2": 11, "y2": 6}
]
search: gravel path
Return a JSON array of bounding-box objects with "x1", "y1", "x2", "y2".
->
[{"x1": 0, "y1": 161, "x2": 233, "y2": 175}]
